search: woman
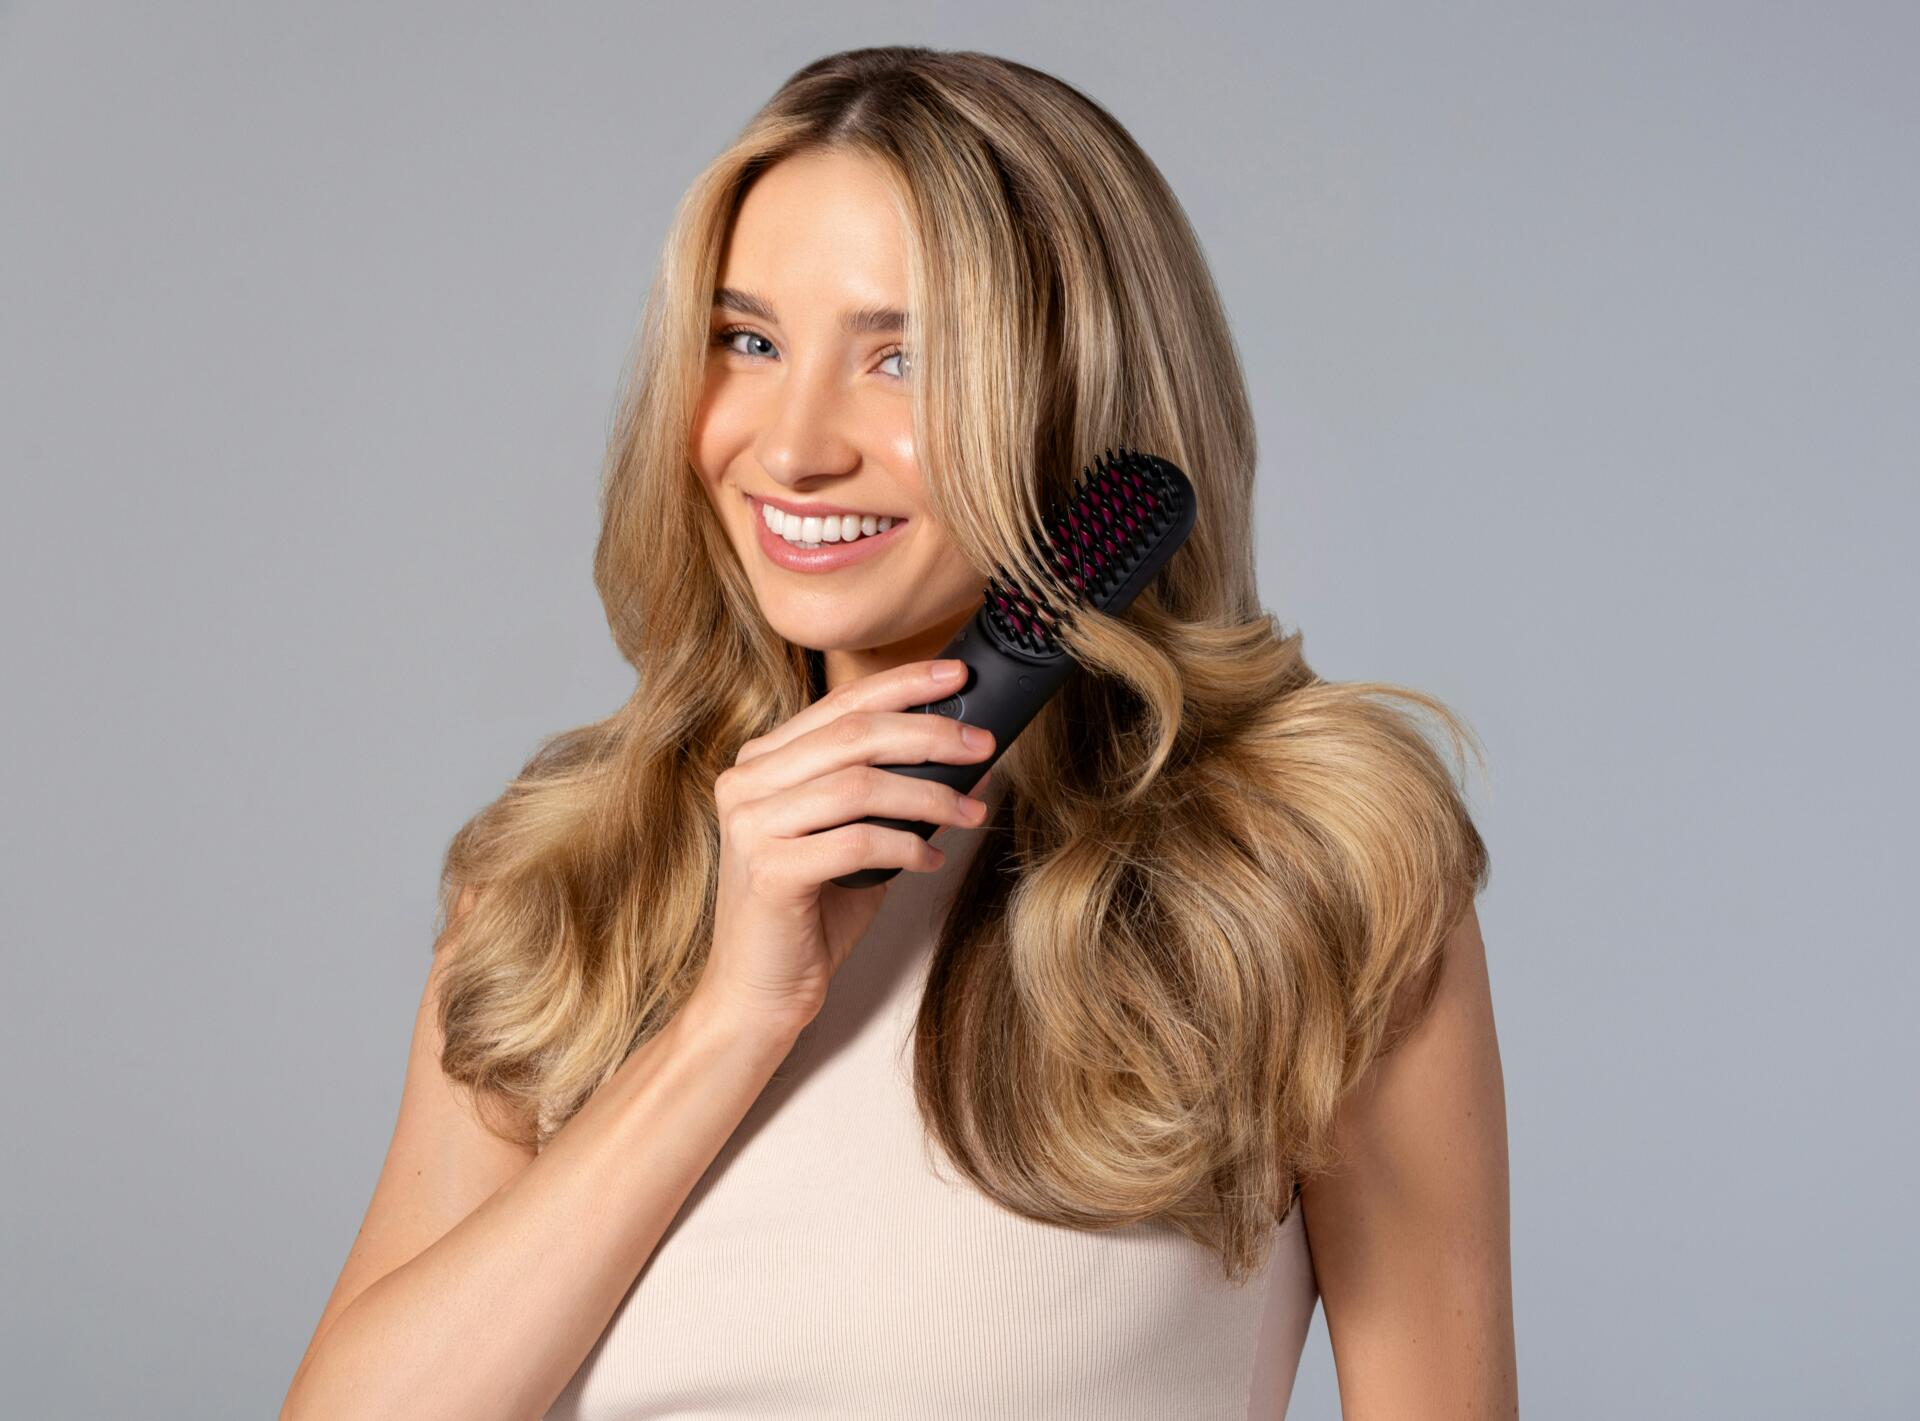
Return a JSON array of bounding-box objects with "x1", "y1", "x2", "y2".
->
[{"x1": 282, "y1": 46, "x2": 1514, "y2": 1420}]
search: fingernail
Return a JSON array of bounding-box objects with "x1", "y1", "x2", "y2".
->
[
  {"x1": 935, "y1": 660, "x2": 966, "y2": 681},
  {"x1": 962, "y1": 724, "x2": 991, "y2": 750}
]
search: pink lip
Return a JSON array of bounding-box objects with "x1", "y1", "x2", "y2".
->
[{"x1": 747, "y1": 493, "x2": 911, "y2": 573}]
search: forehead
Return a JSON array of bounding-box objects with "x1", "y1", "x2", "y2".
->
[{"x1": 719, "y1": 150, "x2": 909, "y2": 303}]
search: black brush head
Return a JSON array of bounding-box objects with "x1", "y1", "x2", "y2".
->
[{"x1": 981, "y1": 445, "x2": 1196, "y2": 660}]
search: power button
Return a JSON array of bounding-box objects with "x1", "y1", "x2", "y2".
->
[{"x1": 924, "y1": 660, "x2": 977, "y2": 709}]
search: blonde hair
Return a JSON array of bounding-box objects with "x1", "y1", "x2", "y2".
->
[{"x1": 432, "y1": 45, "x2": 1489, "y2": 1285}]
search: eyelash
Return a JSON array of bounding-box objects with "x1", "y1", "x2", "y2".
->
[{"x1": 711, "y1": 324, "x2": 912, "y2": 380}]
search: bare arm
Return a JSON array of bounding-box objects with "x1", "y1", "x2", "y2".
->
[
  {"x1": 280, "y1": 897, "x2": 804, "y2": 1421},
  {"x1": 1299, "y1": 902, "x2": 1517, "y2": 1419}
]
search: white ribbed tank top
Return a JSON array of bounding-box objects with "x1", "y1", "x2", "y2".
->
[{"x1": 541, "y1": 778, "x2": 1318, "y2": 1419}]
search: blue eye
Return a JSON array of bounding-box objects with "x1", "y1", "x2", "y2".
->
[
  {"x1": 712, "y1": 325, "x2": 911, "y2": 381},
  {"x1": 714, "y1": 326, "x2": 775, "y2": 358}
]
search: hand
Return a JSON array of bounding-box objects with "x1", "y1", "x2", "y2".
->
[{"x1": 690, "y1": 658, "x2": 996, "y2": 1034}]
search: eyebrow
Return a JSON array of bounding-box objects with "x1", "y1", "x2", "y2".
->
[{"x1": 712, "y1": 286, "x2": 907, "y2": 335}]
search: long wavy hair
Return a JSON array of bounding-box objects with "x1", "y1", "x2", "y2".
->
[{"x1": 431, "y1": 45, "x2": 1489, "y2": 1285}]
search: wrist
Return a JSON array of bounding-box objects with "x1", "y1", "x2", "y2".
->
[{"x1": 679, "y1": 984, "x2": 816, "y2": 1053}]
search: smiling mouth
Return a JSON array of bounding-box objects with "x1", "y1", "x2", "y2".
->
[{"x1": 750, "y1": 494, "x2": 906, "y2": 549}]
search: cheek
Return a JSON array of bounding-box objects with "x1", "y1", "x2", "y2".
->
[
  {"x1": 689, "y1": 378, "x2": 749, "y2": 484},
  {"x1": 915, "y1": 521, "x2": 987, "y2": 593},
  {"x1": 881, "y1": 421, "x2": 926, "y2": 504}
]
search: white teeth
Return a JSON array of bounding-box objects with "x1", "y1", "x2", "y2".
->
[{"x1": 761, "y1": 500, "x2": 897, "y2": 549}]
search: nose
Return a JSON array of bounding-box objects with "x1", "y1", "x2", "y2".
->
[{"x1": 751, "y1": 352, "x2": 860, "y2": 488}]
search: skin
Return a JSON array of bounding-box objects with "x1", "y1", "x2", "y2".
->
[
  {"x1": 691, "y1": 146, "x2": 1517, "y2": 1417},
  {"x1": 1300, "y1": 904, "x2": 1518, "y2": 1417},
  {"x1": 692, "y1": 147, "x2": 984, "y2": 696}
]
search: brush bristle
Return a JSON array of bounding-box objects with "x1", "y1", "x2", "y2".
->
[{"x1": 982, "y1": 444, "x2": 1192, "y2": 658}]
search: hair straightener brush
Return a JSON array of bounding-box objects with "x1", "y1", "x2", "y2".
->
[{"x1": 830, "y1": 445, "x2": 1196, "y2": 888}]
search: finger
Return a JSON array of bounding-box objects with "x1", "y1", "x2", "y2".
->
[
  {"x1": 796, "y1": 820, "x2": 949, "y2": 884},
  {"x1": 935, "y1": 768, "x2": 994, "y2": 842},
  {"x1": 753, "y1": 762, "x2": 991, "y2": 844},
  {"x1": 753, "y1": 708, "x2": 991, "y2": 809},
  {"x1": 735, "y1": 658, "x2": 966, "y2": 769}
]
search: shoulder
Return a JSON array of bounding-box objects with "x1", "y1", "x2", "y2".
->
[{"x1": 1296, "y1": 894, "x2": 1514, "y2": 1409}]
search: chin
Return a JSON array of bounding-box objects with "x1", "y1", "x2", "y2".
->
[{"x1": 761, "y1": 609, "x2": 895, "y2": 656}]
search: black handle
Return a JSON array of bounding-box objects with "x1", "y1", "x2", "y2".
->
[{"x1": 830, "y1": 605, "x2": 1074, "y2": 888}]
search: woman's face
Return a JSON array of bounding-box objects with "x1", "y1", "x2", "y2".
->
[{"x1": 691, "y1": 149, "x2": 984, "y2": 694}]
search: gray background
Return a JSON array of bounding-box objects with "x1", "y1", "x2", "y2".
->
[{"x1": 3, "y1": 3, "x2": 1914, "y2": 1416}]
